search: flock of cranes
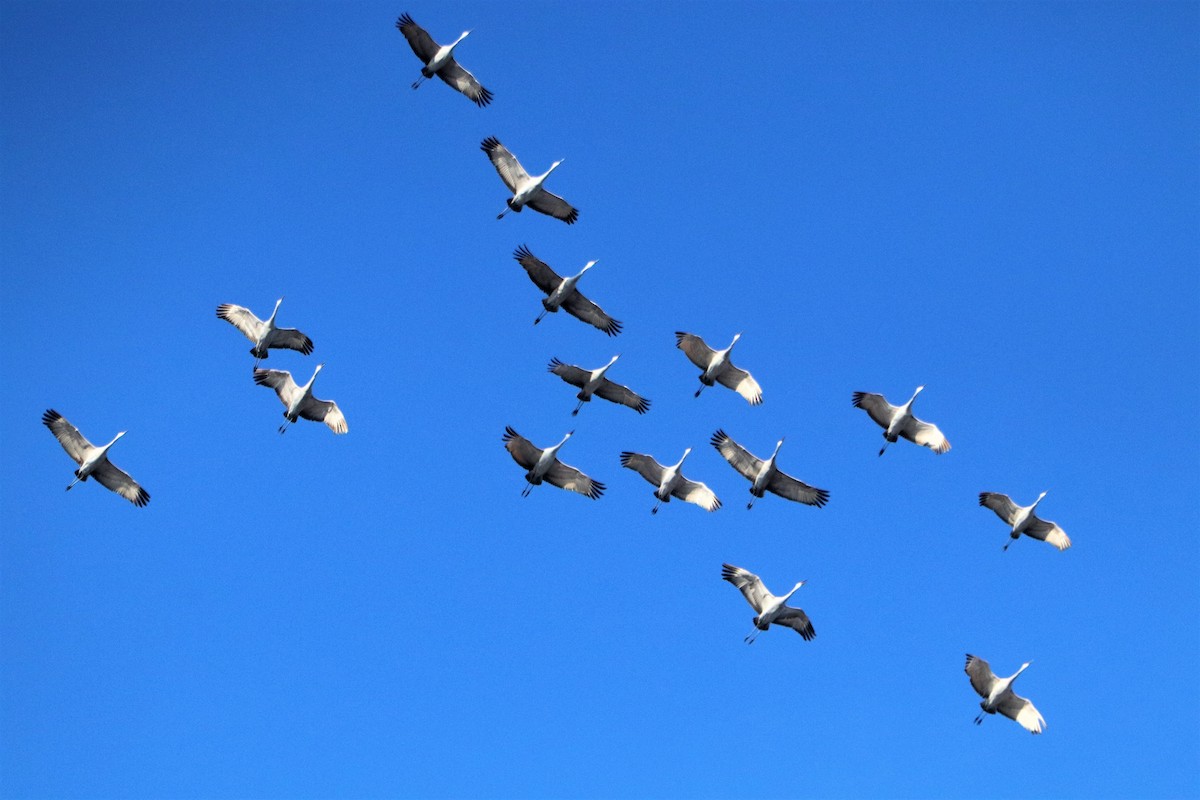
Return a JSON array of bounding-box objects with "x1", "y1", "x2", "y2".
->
[{"x1": 38, "y1": 11, "x2": 1071, "y2": 738}]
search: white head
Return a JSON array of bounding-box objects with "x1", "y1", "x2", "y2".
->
[
  {"x1": 547, "y1": 158, "x2": 565, "y2": 175},
  {"x1": 783, "y1": 579, "x2": 807, "y2": 599},
  {"x1": 731, "y1": 332, "x2": 742, "y2": 345},
  {"x1": 581, "y1": 259, "x2": 598, "y2": 273},
  {"x1": 1035, "y1": 491, "x2": 1048, "y2": 504},
  {"x1": 268, "y1": 297, "x2": 284, "y2": 321},
  {"x1": 607, "y1": 354, "x2": 621, "y2": 366},
  {"x1": 678, "y1": 447, "x2": 692, "y2": 464}
]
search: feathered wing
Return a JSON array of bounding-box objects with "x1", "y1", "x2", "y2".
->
[
  {"x1": 395, "y1": 13, "x2": 439, "y2": 63},
  {"x1": 618, "y1": 451, "x2": 666, "y2": 486},
  {"x1": 547, "y1": 358, "x2": 590, "y2": 388},
  {"x1": 545, "y1": 460, "x2": 605, "y2": 499},
  {"x1": 767, "y1": 471, "x2": 830, "y2": 507},
  {"x1": 526, "y1": 189, "x2": 579, "y2": 225},
  {"x1": 513, "y1": 244, "x2": 562, "y2": 295},
  {"x1": 671, "y1": 477, "x2": 721, "y2": 512},
  {"x1": 964, "y1": 654, "x2": 997, "y2": 698},
  {"x1": 1025, "y1": 516, "x2": 1071, "y2": 551},
  {"x1": 215, "y1": 303, "x2": 265, "y2": 343},
  {"x1": 263, "y1": 327, "x2": 314, "y2": 356},
  {"x1": 502, "y1": 426, "x2": 542, "y2": 470},
  {"x1": 436, "y1": 60, "x2": 493, "y2": 107},
  {"x1": 997, "y1": 692, "x2": 1046, "y2": 734},
  {"x1": 772, "y1": 607, "x2": 815, "y2": 641},
  {"x1": 481, "y1": 137, "x2": 529, "y2": 193},
  {"x1": 593, "y1": 379, "x2": 650, "y2": 414},
  {"x1": 675, "y1": 332, "x2": 716, "y2": 370},
  {"x1": 851, "y1": 391, "x2": 898, "y2": 430},
  {"x1": 721, "y1": 563, "x2": 769, "y2": 613},
  {"x1": 299, "y1": 398, "x2": 348, "y2": 435},
  {"x1": 979, "y1": 492, "x2": 1019, "y2": 525},
  {"x1": 899, "y1": 415, "x2": 951, "y2": 454},
  {"x1": 710, "y1": 429, "x2": 763, "y2": 482},
  {"x1": 91, "y1": 461, "x2": 150, "y2": 507},
  {"x1": 716, "y1": 363, "x2": 763, "y2": 405},
  {"x1": 561, "y1": 291, "x2": 621, "y2": 336},
  {"x1": 42, "y1": 409, "x2": 92, "y2": 465},
  {"x1": 253, "y1": 368, "x2": 302, "y2": 409}
]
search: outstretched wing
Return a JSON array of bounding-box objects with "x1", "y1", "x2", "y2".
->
[
  {"x1": 716, "y1": 362, "x2": 763, "y2": 405},
  {"x1": 772, "y1": 607, "x2": 815, "y2": 641},
  {"x1": 395, "y1": 13, "x2": 439, "y2": 63},
  {"x1": 618, "y1": 451, "x2": 665, "y2": 487},
  {"x1": 436, "y1": 59, "x2": 493, "y2": 107},
  {"x1": 767, "y1": 470, "x2": 830, "y2": 507},
  {"x1": 545, "y1": 460, "x2": 604, "y2": 499},
  {"x1": 299, "y1": 398, "x2": 348, "y2": 435},
  {"x1": 671, "y1": 477, "x2": 721, "y2": 512},
  {"x1": 964, "y1": 654, "x2": 996, "y2": 699},
  {"x1": 91, "y1": 461, "x2": 150, "y2": 507},
  {"x1": 513, "y1": 244, "x2": 562, "y2": 295},
  {"x1": 851, "y1": 391, "x2": 897, "y2": 430},
  {"x1": 561, "y1": 291, "x2": 621, "y2": 336},
  {"x1": 42, "y1": 409, "x2": 93, "y2": 465},
  {"x1": 997, "y1": 692, "x2": 1046, "y2": 734},
  {"x1": 264, "y1": 327, "x2": 314, "y2": 356},
  {"x1": 979, "y1": 492, "x2": 1019, "y2": 525},
  {"x1": 527, "y1": 188, "x2": 579, "y2": 225},
  {"x1": 675, "y1": 332, "x2": 715, "y2": 370},
  {"x1": 216, "y1": 303, "x2": 265, "y2": 344},
  {"x1": 253, "y1": 368, "x2": 301, "y2": 409},
  {"x1": 1025, "y1": 516, "x2": 1071, "y2": 551},
  {"x1": 502, "y1": 426, "x2": 542, "y2": 470},
  {"x1": 710, "y1": 429, "x2": 763, "y2": 482},
  {"x1": 593, "y1": 379, "x2": 649, "y2": 414},
  {"x1": 481, "y1": 137, "x2": 528, "y2": 193},
  {"x1": 899, "y1": 415, "x2": 951, "y2": 454},
  {"x1": 547, "y1": 357, "x2": 590, "y2": 389},
  {"x1": 721, "y1": 563, "x2": 769, "y2": 614}
]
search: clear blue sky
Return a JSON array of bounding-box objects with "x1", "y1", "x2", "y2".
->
[{"x1": 2, "y1": 2, "x2": 1198, "y2": 798}]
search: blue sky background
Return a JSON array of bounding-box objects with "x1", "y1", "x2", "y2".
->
[{"x1": 2, "y1": 2, "x2": 1198, "y2": 797}]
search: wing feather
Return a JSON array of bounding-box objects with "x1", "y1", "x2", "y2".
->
[
  {"x1": 502, "y1": 426, "x2": 542, "y2": 470},
  {"x1": 716, "y1": 363, "x2": 762, "y2": 405},
  {"x1": 964, "y1": 654, "x2": 996, "y2": 698},
  {"x1": 710, "y1": 429, "x2": 763, "y2": 482},
  {"x1": 299, "y1": 398, "x2": 348, "y2": 434},
  {"x1": 513, "y1": 244, "x2": 562, "y2": 295},
  {"x1": 436, "y1": 60, "x2": 493, "y2": 107},
  {"x1": 547, "y1": 358, "x2": 590, "y2": 388},
  {"x1": 263, "y1": 327, "x2": 314, "y2": 356},
  {"x1": 979, "y1": 492, "x2": 1019, "y2": 525},
  {"x1": 772, "y1": 607, "x2": 815, "y2": 641},
  {"x1": 42, "y1": 409, "x2": 92, "y2": 465},
  {"x1": 253, "y1": 368, "x2": 301, "y2": 409},
  {"x1": 1025, "y1": 516, "x2": 1071, "y2": 550},
  {"x1": 721, "y1": 564, "x2": 769, "y2": 613},
  {"x1": 545, "y1": 461, "x2": 604, "y2": 499},
  {"x1": 215, "y1": 303, "x2": 265, "y2": 343},
  {"x1": 671, "y1": 477, "x2": 721, "y2": 512},
  {"x1": 618, "y1": 451, "x2": 665, "y2": 486},
  {"x1": 997, "y1": 692, "x2": 1046, "y2": 734},
  {"x1": 767, "y1": 470, "x2": 830, "y2": 507},
  {"x1": 593, "y1": 379, "x2": 649, "y2": 413},
  {"x1": 561, "y1": 291, "x2": 621, "y2": 336},
  {"x1": 91, "y1": 461, "x2": 150, "y2": 507},
  {"x1": 395, "y1": 13, "x2": 440, "y2": 63},
  {"x1": 675, "y1": 332, "x2": 715, "y2": 370},
  {"x1": 526, "y1": 188, "x2": 579, "y2": 225},
  {"x1": 852, "y1": 391, "x2": 897, "y2": 430},
  {"x1": 482, "y1": 137, "x2": 528, "y2": 192},
  {"x1": 899, "y1": 415, "x2": 951, "y2": 453}
]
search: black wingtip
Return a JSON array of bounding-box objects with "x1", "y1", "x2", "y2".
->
[
  {"x1": 710, "y1": 428, "x2": 728, "y2": 448},
  {"x1": 481, "y1": 136, "x2": 501, "y2": 153},
  {"x1": 513, "y1": 243, "x2": 534, "y2": 262}
]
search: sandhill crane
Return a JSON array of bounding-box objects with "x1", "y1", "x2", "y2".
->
[
  {"x1": 503, "y1": 427, "x2": 604, "y2": 499},
  {"x1": 979, "y1": 491, "x2": 1071, "y2": 551},
  {"x1": 675, "y1": 332, "x2": 762, "y2": 405},
  {"x1": 514, "y1": 245, "x2": 621, "y2": 335},
  {"x1": 619, "y1": 448, "x2": 721, "y2": 514},
  {"x1": 253, "y1": 365, "x2": 348, "y2": 435},
  {"x1": 396, "y1": 13, "x2": 493, "y2": 106},
  {"x1": 42, "y1": 409, "x2": 149, "y2": 507},
  {"x1": 548, "y1": 356, "x2": 649, "y2": 416},
  {"x1": 964, "y1": 654, "x2": 1046, "y2": 734},
  {"x1": 852, "y1": 386, "x2": 950, "y2": 455},
  {"x1": 482, "y1": 137, "x2": 578, "y2": 224},
  {"x1": 216, "y1": 298, "x2": 313, "y2": 366},
  {"x1": 710, "y1": 430, "x2": 829, "y2": 510},
  {"x1": 721, "y1": 564, "x2": 813, "y2": 644}
]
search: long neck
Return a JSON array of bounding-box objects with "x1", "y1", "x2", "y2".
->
[
  {"x1": 780, "y1": 582, "x2": 803, "y2": 602},
  {"x1": 304, "y1": 366, "x2": 322, "y2": 392},
  {"x1": 770, "y1": 440, "x2": 784, "y2": 462},
  {"x1": 101, "y1": 432, "x2": 125, "y2": 452},
  {"x1": 267, "y1": 299, "x2": 282, "y2": 325}
]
